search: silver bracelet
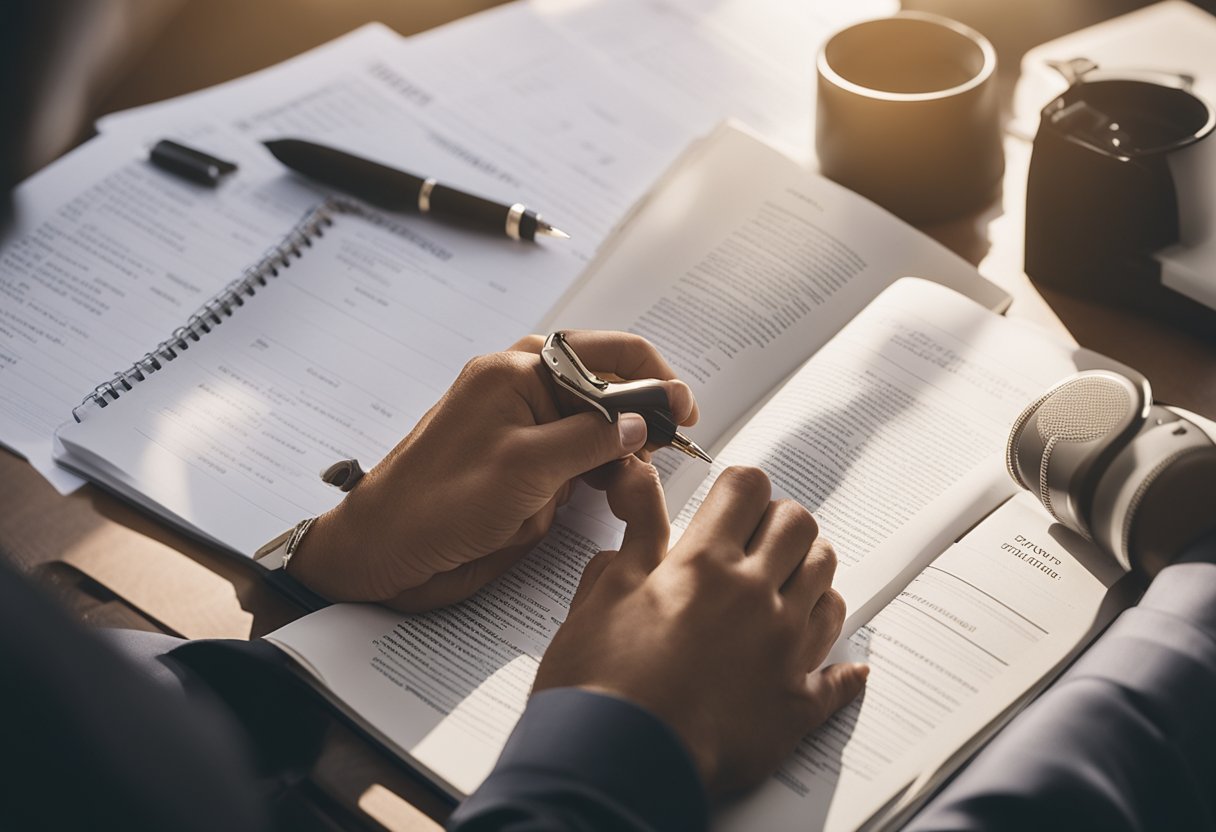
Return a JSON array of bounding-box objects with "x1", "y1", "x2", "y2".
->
[
  {"x1": 254, "y1": 458, "x2": 365, "y2": 570},
  {"x1": 280, "y1": 516, "x2": 317, "y2": 573},
  {"x1": 254, "y1": 515, "x2": 316, "y2": 571}
]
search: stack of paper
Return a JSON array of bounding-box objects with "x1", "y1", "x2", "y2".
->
[{"x1": 0, "y1": 0, "x2": 893, "y2": 493}]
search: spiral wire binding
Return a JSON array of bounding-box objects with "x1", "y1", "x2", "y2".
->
[{"x1": 71, "y1": 197, "x2": 378, "y2": 422}]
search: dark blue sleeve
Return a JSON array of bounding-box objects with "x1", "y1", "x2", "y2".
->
[
  {"x1": 907, "y1": 533, "x2": 1216, "y2": 831},
  {"x1": 448, "y1": 688, "x2": 709, "y2": 832}
]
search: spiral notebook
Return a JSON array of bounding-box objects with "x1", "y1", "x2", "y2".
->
[{"x1": 53, "y1": 197, "x2": 543, "y2": 557}]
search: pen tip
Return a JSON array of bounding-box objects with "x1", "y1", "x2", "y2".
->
[
  {"x1": 672, "y1": 433, "x2": 714, "y2": 464},
  {"x1": 537, "y1": 223, "x2": 571, "y2": 240}
]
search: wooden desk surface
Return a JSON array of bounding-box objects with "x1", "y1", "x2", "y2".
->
[{"x1": 4, "y1": 1, "x2": 1215, "y2": 830}]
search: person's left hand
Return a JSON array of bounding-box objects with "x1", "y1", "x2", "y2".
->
[
  {"x1": 534, "y1": 461, "x2": 866, "y2": 797},
  {"x1": 287, "y1": 330, "x2": 698, "y2": 611}
]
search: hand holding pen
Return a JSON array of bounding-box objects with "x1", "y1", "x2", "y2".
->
[
  {"x1": 263, "y1": 138, "x2": 569, "y2": 242},
  {"x1": 284, "y1": 330, "x2": 700, "y2": 610},
  {"x1": 542, "y1": 331, "x2": 712, "y2": 463}
]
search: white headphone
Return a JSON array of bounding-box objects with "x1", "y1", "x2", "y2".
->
[{"x1": 1006, "y1": 369, "x2": 1216, "y2": 575}]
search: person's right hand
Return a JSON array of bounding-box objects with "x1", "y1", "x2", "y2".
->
[
  {"x1": 287, "y1": 330, "x2": 697, "y2": 612},
  {"x1": 534, "y1": 461, "x2": 869, "y2": 797}
]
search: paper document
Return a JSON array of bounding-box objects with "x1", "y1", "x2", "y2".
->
[{"x1": 5, "y1": 0, "x2": 897, "y2": 490}]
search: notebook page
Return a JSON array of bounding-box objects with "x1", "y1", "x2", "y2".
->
[
  {"x1": 0, "y1": 27, "x2": 443, "y2": 491},
  {"x1": 55, "y1": 211, "x2": 571, "y2": 555},
  {"x1": 0, "y1": 135, "x2": 327, "y2": 491}
]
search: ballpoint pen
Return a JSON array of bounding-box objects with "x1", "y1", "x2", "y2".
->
[
  {"x1": 542, "y1": 331, "x2": 713, "y2": 463},
  {"x1": 263, "y1": 138, "x2": 569, "y2": 242}
]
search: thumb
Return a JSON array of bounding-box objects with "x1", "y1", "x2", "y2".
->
[
  {"x1": 516, "y1": 411, "x2": 649, "y2": 490},
  {"x1": 803, "y1": 663, "x2": 869, "y2": 729},
  {"x1": 568, "y1": 549, "x2": 617, "y2": 611},
  {"x1": 605, "y1": 456, "x2": 669, "y2": 572}
]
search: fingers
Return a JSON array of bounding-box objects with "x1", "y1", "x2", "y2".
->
[
  {"x1": 560, "y1": 329, "x2": 677, "y2": 381},
  {"x1": 801, "y1": 588, "x2": 847, "y2": 671},
  {"x1": 498, "y1": 494, "x2": 562, "y2": 549},
  {"x1": 569, "y1": 549, "x2": 616, "y2": 611},
  {"x1": 511, "y1": 411, "x2": 650, "y2": 490},
  {"x1": 383, "y1": 541, "x2": 535, "y2": 612},
  {"x1": 509, "y1": 330, "x2": 680, "y2": 386},
  {"x1": 566, "y1": 459, "x2": 666, "y2": 612},
  {"x1": 781, "y1": 537, "x2": 837, "y2": 610},
  {"x1": 680, "y1": 467, "x2": 771, "y2": 553},
  {"x1": 745, "y1": 499, "x2": 819, "y2": 583},
  {"x1": 507, "y1": 334, "x2": 545, "y2": 353},
  {"x1": 803, "y1": 663, "x2": 869, "y2": 727},
  {"x1": 547, "y1": 330, "x2": 700, "y2": 425},
  {"x1": 648, "y1": 380, "x2": 696, "y2": 428},
  {"x1": 605, "y1": 457, "x2": 669, "y2": 572},
  {"x1": 551, "y1": 380, "x2": 696, "y2": 431},
  {"x1": 502, "y1": 332, "x2": 699, "y2": 436}
]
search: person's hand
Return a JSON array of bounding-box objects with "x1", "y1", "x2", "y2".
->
[
  {"x1": 287, "y1": 330, "x2": 698, "y2": 611},
  {"x1": 533, "y1": 461, "x2": 869, "y2": 797}
]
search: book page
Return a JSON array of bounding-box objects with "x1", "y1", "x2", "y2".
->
[
  {"x1": 715, "y1": 493, "x2": 1131, "y2": 832},
  {"x1": 667, "y1": 279, "x2": 1080, "y2": 585},
  {"x1": 546, "y1": 125, "x2": 1009, "y2": 462},
  {"x1": 264, "y1": 485, "x2": 623, "y2": 797},
  {"x1": 264, "y1": 467, "x2": 1130, "y2": 824},
  {"x1": 264, "y1": 279, "x2": 1097, "y2": 814},
  {"x1": 54, "y1": 211, "x2": 580, "y2": 555}
]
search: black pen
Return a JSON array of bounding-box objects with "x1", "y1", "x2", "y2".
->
[{"x1": 263, "y1": 138, "x2": 569, "y2": 242}]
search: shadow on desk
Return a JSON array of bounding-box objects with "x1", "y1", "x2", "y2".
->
[
  {"x1": 1036, "y1": 286, "x2": 1216, "y2": 415},
  {"x1": 0, "y1": 448, "x2": 300, "y2": 639}
]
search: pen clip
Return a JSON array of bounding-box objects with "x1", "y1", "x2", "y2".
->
[
  {"x1": 541, "y1": 332, "x2": 714, "y2": 463},
  {"x1": 542, "y1": 331, "x2": 613, "y2": 421},
  {"x1": 541, "y1": 331, "x2": 672, "y2": 418}
]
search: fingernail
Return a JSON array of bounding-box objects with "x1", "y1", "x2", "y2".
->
[{"x1": 618, "y1": 413, "x2": 648, "y2": 450}]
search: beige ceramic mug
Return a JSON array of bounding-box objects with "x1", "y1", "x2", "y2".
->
[{"x1": 816, "y1": 12, "x2": 1003, "y2": 224}]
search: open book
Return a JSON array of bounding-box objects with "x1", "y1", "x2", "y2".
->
[{"x1": 57, "y1": 124, "x2": 1135, "y2": 828}]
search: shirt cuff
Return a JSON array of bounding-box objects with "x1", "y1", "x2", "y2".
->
[{"x1": 453, "y1": 688, "x2": 709, "y2": 832}]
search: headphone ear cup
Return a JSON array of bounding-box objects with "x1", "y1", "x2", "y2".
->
[
  {"x1": 1006, "y1": 391, "x2": 1052, "y2": 492},
  {"x1": 1090, "y1": 414, "x2": 1216, "y2": 575},
  {"x1": 1005, "y1": 371, "x2": 1147, "y2": 536}
]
